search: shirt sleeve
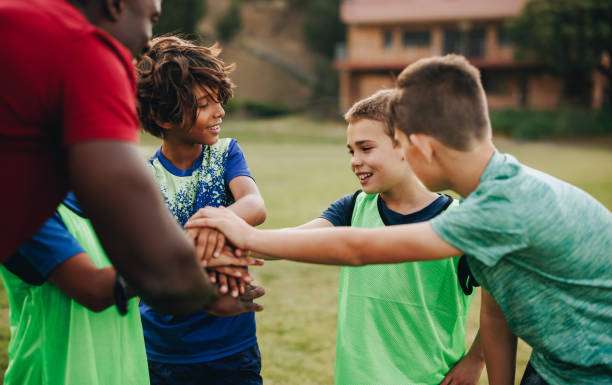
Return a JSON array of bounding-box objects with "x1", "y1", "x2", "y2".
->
[
  {"x1": 224, "y1": 139, "x2": 254, "y2": 184},
  {"x1": 60, "y1": 34, "x2": 139, "y2": 145},
  {"x1": 320, "y1": 193, "x2": 357, "y2": 227},
  {"x1": 16, "y1": 212, "x2": 84, "y2": 280},
  {"x1": 430, "y1": 188, "x2": 528, "y2": 267}
]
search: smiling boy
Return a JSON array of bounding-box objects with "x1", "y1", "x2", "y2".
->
[
  {"x1": 136, "y1": 36, "x2": 266, "y2": 385},
  {"x1": 187, "y1": 55, "x2": 612, "y2": 385},
  {"x1": 297, "y1": 90, "x2": 484, "y2": 385}
]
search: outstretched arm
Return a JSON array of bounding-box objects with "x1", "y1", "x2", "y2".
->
[
  {"x1": 185, "y1": 207, "x2": 461, "y2": 265},
  {"x1": 69, "y1": 141, "x2": 217, "y2": 315},
  {"x1": 481, "y1": 289, "x2": 516, "y2": 385}
]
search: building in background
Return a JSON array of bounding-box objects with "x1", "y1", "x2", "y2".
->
[{"x1": 335, "y1": 0, "x2": 563, "y2": 111}]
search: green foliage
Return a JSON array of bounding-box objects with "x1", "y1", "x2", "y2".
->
[
  {"x1": 509, "y1": 0, "x2": 612, "y2": 104},
  {"x1": 490, "y1": 108, "x2": 612, "y2": 139},
  {"x1": 242, "y1": 100, "x2": 291, "y2": 117},
  {"x1": 154, "y1": 0, "x2": 207, "y2": 36},
  {"x1": 216, "y1": 0, "x2": 243, "y2": 42},
  {"x1": 303, "y1": 0, "x2": 345, "y2": 58}
]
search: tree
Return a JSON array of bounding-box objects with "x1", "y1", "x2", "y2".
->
[
  {"x1": 509, "y1": 0, "x2": 612, "y2": 105},
  {"x1": 154, "y1": 0, "x2": 207, "y2": 37},
  {"x1": 303, "y1": 0, "x2": 345, "y2": 59},
  {"x1": 216, "y1": 0, "x2": 243, "y2": 42}
]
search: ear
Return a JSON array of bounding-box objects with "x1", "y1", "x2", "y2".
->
[
  {"x1": 103, "y1": 0, "x2": 125, "y2": 21},
  {"x1": 408, "y1": 134, "x2": 435, "y2": 163},
  {"x1": 155, "y1": 120, "x2": 173, "y2": 129}
]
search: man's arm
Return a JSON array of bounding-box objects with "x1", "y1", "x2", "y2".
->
[
  {"x1": 481, "y1": 289, "x2": 516, "y2": 385},
  {"x1": 68, "y1": 141, "x2": 217, "y2": 315},
  {"x1": 186, "y1": 207, "x2": 461, "y2": 265}
]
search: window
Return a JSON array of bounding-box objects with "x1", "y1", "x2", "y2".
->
[
  {"x1": 383, "y1": 29, "x2": 393, "y2": 49},
  {"x1": 497, "y1": 26, "x2": 512, "y2": 46},
  {"x1": 443, "y1": 28, "x2": 486, "y2": 58},
  {"x1": 467, "y1": 28, "x2": 485, "y2": 58},
  {"x1": 402, "y1": 30, "x2": 430, "y2": 47}
]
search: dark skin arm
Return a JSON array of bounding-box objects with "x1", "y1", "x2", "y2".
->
[
  {"x1": 68, "y1": 141, "x2": 263, "y2": 316},
  {"x1": 48, "y1": 252, "x2": 131, "y2": 313}
]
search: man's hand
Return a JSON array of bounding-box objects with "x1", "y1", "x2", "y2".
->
[
  {"x1": 205, "y1": 284, "x2": 265, "y2": 317},
  {"x1": 185, "y1": 207, "x2": 255, "y2": 250}
]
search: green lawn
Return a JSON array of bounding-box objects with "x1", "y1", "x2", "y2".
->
[{"x1": 1, "y1": 116, "x2": 611, "y2": 384}]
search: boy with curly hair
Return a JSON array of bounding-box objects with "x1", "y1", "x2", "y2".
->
[{"x1": 136, "y1": 36, "x2": 267, "y2": 385}]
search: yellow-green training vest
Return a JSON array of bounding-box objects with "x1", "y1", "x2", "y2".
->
[
  {"x1": 334, "y1": 193, "x2": 472, "y2": 385},
  {"x1": 0, "y1": 204, "x2": 149, "y2": 385}
]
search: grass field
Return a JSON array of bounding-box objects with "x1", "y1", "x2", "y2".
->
[{"x1": 1, "y1": 116, "x2": 611, "y2": 384}]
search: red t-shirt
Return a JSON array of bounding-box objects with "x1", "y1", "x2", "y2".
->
[{"x1": 0, "y1": 0, "x2": 140, "y2": 260}]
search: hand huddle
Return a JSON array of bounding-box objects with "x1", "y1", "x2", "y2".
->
[{"x1": 185, "y1": 211, "x2": 265, "y2": 314}]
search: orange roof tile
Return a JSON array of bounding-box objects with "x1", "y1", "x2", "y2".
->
[{"x1": 341, "y1": 0, "x2": 527, "y2": 24}]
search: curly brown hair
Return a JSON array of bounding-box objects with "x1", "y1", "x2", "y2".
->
[{"x1": 136, "y1": 35, "x2": 235, "y2": 138}]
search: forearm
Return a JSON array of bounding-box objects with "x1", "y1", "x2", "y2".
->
[
  {"x1": 69, "y1": 141, "x2": 217, "y2": 314},
  {"x1": 481, "y1": 291, "x2": 517, "y2": 385},
  {"x1": 244, "y1": 223, "x2": 456, "y2": 265},
  {"x1": 227, "y1": 194, "x2": 266, "y2": 226}
]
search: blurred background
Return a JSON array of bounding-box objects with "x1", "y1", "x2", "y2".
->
[{"x1": 1, "y1": 1, "x2": 610, "y2": 384}]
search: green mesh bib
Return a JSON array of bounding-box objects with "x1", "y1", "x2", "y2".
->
[
  {"x1": 0, "y1": 205, "x2": 149, "y2": 385},
  {"x1": 334, "y1": 193, "x2": 472, "y2": 385}
]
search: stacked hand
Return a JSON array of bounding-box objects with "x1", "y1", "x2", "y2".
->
[{"x1": 185, "y1": 212, "x2": 265, "y2": 316}]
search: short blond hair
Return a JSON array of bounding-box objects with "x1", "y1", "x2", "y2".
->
[{"x1": 344, "y1": 89, "x2": 395, "y2": 140}]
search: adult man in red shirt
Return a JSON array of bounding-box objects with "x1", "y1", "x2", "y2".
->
[{"x1": 0, "y1": 0, "x2": 261, "y2": 316}]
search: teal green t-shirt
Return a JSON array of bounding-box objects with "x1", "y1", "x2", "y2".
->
[{"x1": 431, "y1": 151, "x2": 612, "y2": 385}]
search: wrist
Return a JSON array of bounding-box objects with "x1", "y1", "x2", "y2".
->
[{"x1": 244, "y1": 228, "x2": 260, "y2": 252}]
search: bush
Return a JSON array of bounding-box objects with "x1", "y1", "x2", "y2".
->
[
  {"x1": 154, "y1": 0, "x2": 207, "y2": 36},
  {"x1": 242, "y1": 101, "x2": 291, "y2": 118},
  {"x1": 216, "y1": 0, "x2": 242, "y2": 42},
  {"x1": 490, "y1": 108, "x2": 612, "y2": 140}
]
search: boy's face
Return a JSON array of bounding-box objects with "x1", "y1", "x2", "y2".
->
[
  {"x1": 179, "y1": 86, "x2": 225, "y2": 146},
  {"x1": 347, "y1": 119, "x2": 409, "y2": 194}
]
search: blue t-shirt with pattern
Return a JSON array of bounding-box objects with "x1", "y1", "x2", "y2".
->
[{"x1": 140, "y1": 138, "x2": 259, "y2": 363}]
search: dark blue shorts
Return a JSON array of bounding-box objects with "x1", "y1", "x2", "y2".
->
[
  {"x1": 520, "y1": 361, "x2": 550, "y2": 385},
  {"x1": 148, "y1": 344, "x2": 262, "y2": 385}
]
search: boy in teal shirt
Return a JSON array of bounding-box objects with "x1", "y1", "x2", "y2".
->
[
  {"x1": 187, "y1": 55, "x2": 612, "y2": 385},
  {"x1": 298, "y1": 90, "x2": 484, "y2": 385}
]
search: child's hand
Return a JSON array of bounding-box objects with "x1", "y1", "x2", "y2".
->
[
  {"x1": 207, "y1": 269, "x2": 251, "y2": 298},
  {"x1": 438, "y1": 348, "x2": 484, "y2": 385},
  {"x1": 204, "y1": 246, "x2": 264, "y2": 269},
  {"x1": 185, "y1": 207, "x2": 253, "y2": 250},
  {"x1": 205, "y1": 285, "x2": 265, "y2": 317},
  {"x1": 185, "y1": 227, "x2": 226, "y2": 265}
]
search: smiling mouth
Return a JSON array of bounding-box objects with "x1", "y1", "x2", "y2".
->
[
  {"x1": 356, "y1": 172, "x2": 372, "y2": 180},
  {"x1": 207, "y1": 125, "x2": 220, "y2": 132}
]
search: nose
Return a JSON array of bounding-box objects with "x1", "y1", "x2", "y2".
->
[
  {"x1": 215, "y1": 103, "x2": 225, "y2": 118},
  {"x1": 350, "y1": 153, "x2": 362, "y2": 169}
]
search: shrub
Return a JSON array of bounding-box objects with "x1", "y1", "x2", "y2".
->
[{"x1": 490, "y1": 108, "x2": 612, "y2": 140}]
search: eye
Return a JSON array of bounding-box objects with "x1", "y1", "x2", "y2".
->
[
  {"x1": 361, "y1": 146, "x2": 373, "y2": 152},
  {"x1": 348, "y1": 149, "x2": 354, "y2": 155},
  {"x1": 198, "y1": 103, "x2": 209, "y2": 109}
]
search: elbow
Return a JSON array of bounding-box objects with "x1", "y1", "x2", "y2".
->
[{"x1": 250, "y1": 198, "x2": 267, "y2": 226}]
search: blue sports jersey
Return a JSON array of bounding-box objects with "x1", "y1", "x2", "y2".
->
[{"x1": 140, "y1": 138, "x2": 258, "y2": 363}]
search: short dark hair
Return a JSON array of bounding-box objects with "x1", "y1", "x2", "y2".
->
[
  {"x1": 388, "y1": 55, "x2": 490, "y2": 151},
  {"x1": 136, "y1": 35, "x2": 234, "y2": 138},
  {"x1": 344, "y1": 89, "x2": 395, "y2": 140}
]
